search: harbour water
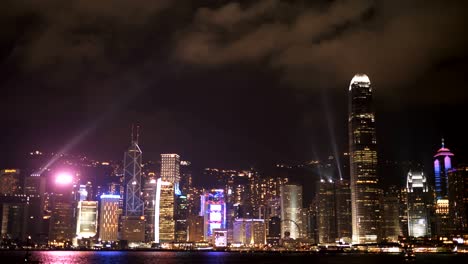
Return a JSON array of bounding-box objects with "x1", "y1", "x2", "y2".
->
[{"x1": 1, "y1": 251, "x2": 468, "y2": 264}]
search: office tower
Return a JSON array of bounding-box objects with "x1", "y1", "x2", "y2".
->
[
  {"x1": 49, "y1": 173, "x2": 76, "y2": 246},
  {"x1": 180, "y1": 160, "x2": 192, "y2": 195},
  {"x1": 434, "y1": 139, "x2": 454, "y2": 199},
  {"x1": 202, "y1": 189, "x2": 227, "y2": 241},
  {"x1": 0, "y1": 195, "x2": 28, "y2": 242},
  {"x1": 0, "y1": 169, "x2": 20, "y2": 194},
  {"x1": 398, "y1": 187, "x2": 409, "y2": 238},
  {"x1": 315, "y1": 179, "x2": 352, "y2": 243},
  {"x1": 433, "y1": 140, "x2": 454, "y2": 237},
  {"x1": 143, "y1": 177, "x2": 157, "y2": 242},
  {"x1": 381, "y1": 193, "x2": 401, "y2": 242},
  {"x1": 448, "y1": 166, "x2": 468, "y2": 233},
  {"x1": 267, "y1": 216, "x2": 281, "y2": 245},
  {"x1": 187, "y1": 215, "x2": 204, "y2": 242},
  {"x1": 335, "y1": 180, "x2": 352, "y2": 241},
  {"x1": 99, "y1": 194, "x2": 120, "y2": 241},
  {"x1": 406, "y1": 171, "x2": 431, "y2": 237},
  {"x1": 161, "y1": 154, "x2": 181, "y2": 184},
  {"x1": 316, "y1": 180, "x2": 337, "y2": 243},
  {"x1": 175, "y1": 194, "x2": 188, "y2": 241},
  {"x1": 121, "y1": 127, "x2": 145, "y2": 243},
  {"x1": 233, "y1": 219, "x2": 266, "y2": 246},
  {"x1": 280, "y1": 184, "x2": 303, "y2": 239},
  {"x1": 76, "y1": 201, "x2": 98, "y2": 239},
  {"x1": 348, "y1": 74, "x2": 381, "y2": 243},
  {"x1": 24, "y1": 174, "x2": 47, "y2": 243},
  {"x1": 155, "y1": 178, "x2": 175, "y2": 243}
]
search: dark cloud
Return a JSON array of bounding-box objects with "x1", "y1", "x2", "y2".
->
[{"x1": 174, "y1": 0, "x2": 468, "y2": 103}]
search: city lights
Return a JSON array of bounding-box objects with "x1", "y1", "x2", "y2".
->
[{"x1": 55, "y1": 172, "x2": 73, "y2": 184}]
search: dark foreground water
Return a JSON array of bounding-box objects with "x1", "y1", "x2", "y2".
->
[{"x1": 1, "y1": 251, "x2": 467, "y2": 264}]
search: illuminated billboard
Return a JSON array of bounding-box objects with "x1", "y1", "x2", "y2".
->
[
  {"x1": 214, "y1": 230, "x2": 227, "y2": 247},
  {"x1": 203, "y1": 189, "x2": 226, "y2": 240}
]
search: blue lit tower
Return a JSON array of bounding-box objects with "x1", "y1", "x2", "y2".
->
[
  {"x1": 433, "y1": 139, "x2": 454, "y2": 200},
  {"x1": 123, "y1": 126, "x2": 144, "y2": 217},
  {"x1": 348, "y1": 74, "x2": 381, "y2": 243}
]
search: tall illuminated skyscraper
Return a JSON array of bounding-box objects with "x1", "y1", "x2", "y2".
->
[
  {"x1": 348, "y1": 74, "x2": 381, "y2": 243},
  {"x1": 406, "y1": 171, "x2": 431, "y2": 237},
  {"x1": 121, "y1": 127, "x2": 145, "y2": 243},
  {"x1": 155, "y1": 178, "x2": 175, "y2": 243},
  {"x1": 123, "y1": 127, "x2": 144, "y2": 216},
  {"x1": 433, "y1": 139, "x2": 454, "y2": 200},
  {"x1": 202, "y1": 189, "x2": 227, "y2": 241}
]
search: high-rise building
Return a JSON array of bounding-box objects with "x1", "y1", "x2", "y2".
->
[
  {"x1": 161, "y1": 154, "x2": 181, "y2": 184},
  {"x1": 434, "y1": 139, "x2": 454, "y2": 200},
  {"x1": 433, "y1": 140, "x2": 454, "y2": 237},
  {"x1": 175, "y1": 195, "x2": 188, "y2": 242},
  {"x1": 280, "y1": 184, "x2": 303, "y2": 239},
  {"x1": 406, "y1": 171, "x2": 431, "y2": 237},
  {"x1": 187, "y1": 215, "x2": 204, "y2": 242},
  {"x1": 122, "y1": 128, "x2": 145, "y2": 243},
  {"x1": 0, "y1": 195, "x2": 28, "y2": 242},
  {"x1": 315, "y1": 179, "x2": 352, "y2": 243},
  {"x1": 316, "y1": 180, "x2": 336, "y2": 243},
  {"x1": 348, "y1": 74, "x2": 381, "y2": 243},
  {"x1": 143, "y1": 177, "x2": 157, "y2": 242},
  {"x1": 155, "y1": 178, "x2": 175, "y2": 243},
  {"x1": 266, "y1": 216, "x2": 281, "y2": 245},
  {"x1": 99, "y1": 194, "x2": 120, "y2": 242},
  {"x1": 381, "y1": 194, "x2": 401, "y2": 242},
  {"x1": 233, "y1": 219, "x2": 266, "y2": 246},
  {"x1": 0, "y1": 169, "x2": 20, "y2": 195},
  {"x1": 76, "y1": 201, "x2": 98, "y2": 239},
  {"x1": 202, "y1": 189, "x2": 227, "y2": 241},
  {"x1": 448, "y1": 166, "x2": 468, "y2": 234}
]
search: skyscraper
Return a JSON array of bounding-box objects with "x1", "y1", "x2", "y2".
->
[
  {"x1": 155, "y1": 178, "x2": 175, "y2": 243},
  {"x1": 99, "y1": 194, "x2": 120, "y2": 242},
  {"x1": 123, "y1": 128, "x2": 144, "y2": 217},
  {"x1": 280, "y1": 184, "x2": 302, "y2": 239},
  {"x1": 433, "y1": 139, "x2": 454, "y2": 237},
  {"x1": 203, "y1": 189, "x2": 227, "y2": 241},
  {"x1": 76, "y1": 201, "x2": 98, "y2": 239},
  {"x1": 448, "y1": 166, "x2": 468, "y2": 234},
  {"x1": 161, "y1": 154, "x2": 181, "y2": 184},
  {"x1": 121, "y1": 127, "x2": 145, "y2": 243},
  {"x1": 348, "y1": 74, "x2": 381, "y2": 243},
  {"x1": 406, "y1": 171, "x2": 431, "y2": 237},
  {"x1": 433, "y1": 139, "x2": 454, "y2": 200}
]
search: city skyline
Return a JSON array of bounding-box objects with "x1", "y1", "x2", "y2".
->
[{"x1": 1, "y1": 1, "x2": 468, "y2": 172}]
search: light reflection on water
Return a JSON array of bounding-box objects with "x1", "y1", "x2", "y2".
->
[{"x1": 0, "y1": 251, "x2": 467, "y2": 264}]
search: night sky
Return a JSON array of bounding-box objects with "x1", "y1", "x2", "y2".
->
[{"x1": 1, "y1": 0, "x2": 468, "y2": 176}]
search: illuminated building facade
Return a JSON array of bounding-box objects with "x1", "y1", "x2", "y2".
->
[
  {"x1": 175, "y1": 195, "x2": 188, "y2": 242},
  {"x1": 448, "y1": 166, "x2": 468, "y2": 234},
  {"x1": 433, "y1": 140, "x2": 454, "y2": 236},
  {"x1": 143, "y1": 178, "x2": 157, "y2": 242},
  {"x1": 155, "y1": 178, "x2": 175, "y2": 243},
  {"x1": 161, "y1": 154, "x2": 181, "y2": 184},
  {"x1": 233, "y1": 219, "x2": 266, "y2": 246},
  {"x1": 316, "y1": 180, "x2": 336, "y2": 243},
  {"x1": 280, "y1": 184, "x2": 303, "y2": 239},
  {"x1": 122, "y1": 128, "x2": 145, "y2": 243},
  {"x1": 99, "y1": 194, "x2": 120, "y2": 241},
  {"x1": 433, "y1": 139, "x2": 454, "y2": 200},
  {"x1": 0, "y1": 169, "x2": 20, "y2": 195},
  {"x1": 187, "y1": 215, "x2": 204, "y2": 242},
  {"x1": 348, "y1": 74, "x2": 381, "y2": 243},
  {"x1": 49, "y1": 193, "x2": 75, "y2": 244},
  {"x1": 406, "y1": 171, "x2": 431, "y2": 237},
  {"x1": 76, "y1": 201, "x2": 98, "y2": 238},
  {"x1": 203, "y1": 189, "x2": 226, "y2": 241}
]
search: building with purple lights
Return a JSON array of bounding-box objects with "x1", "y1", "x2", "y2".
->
[
  {"x1": 202, "y1": 189, "x2": 226, "y2": 241},
  {"x1": 433, "y1": 139, "x2": 454, "y2": 200}
]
